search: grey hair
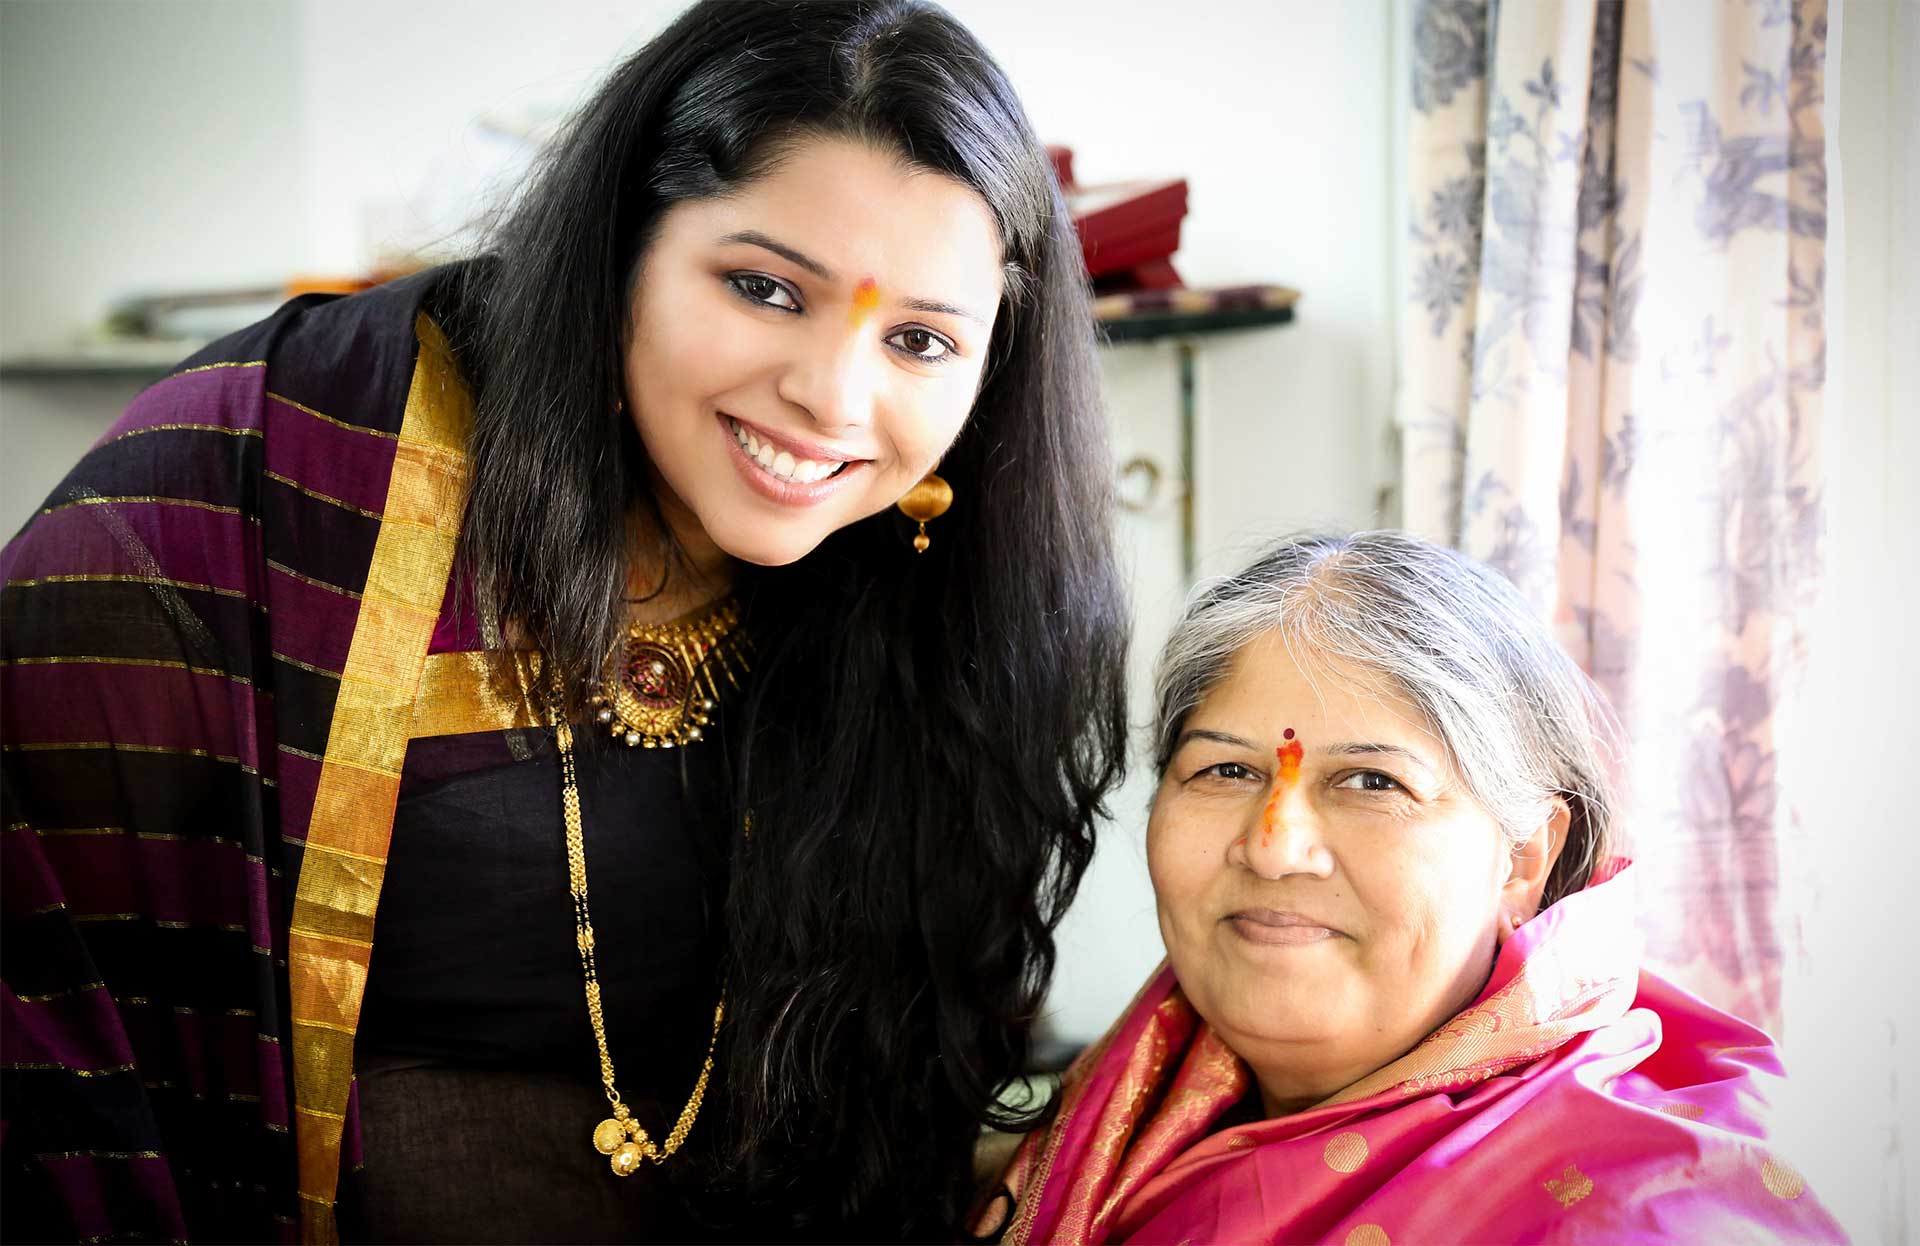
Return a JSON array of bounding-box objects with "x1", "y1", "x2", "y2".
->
[{"x1": 1151, "y1": 531, "x2": 1621, "y2": 908}]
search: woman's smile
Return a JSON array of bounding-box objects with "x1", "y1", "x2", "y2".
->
[
  {"x1": 719, "y1": 412, "x2": 867, "y2": 505},
  {"x1": 1225, "y1": 907, "x2": 1343, "y2": 947}
]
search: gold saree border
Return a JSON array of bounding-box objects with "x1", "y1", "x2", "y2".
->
[
  {"x1": 1317, "y1": 917, "x2": 1637, "y2": 1109},
  {"x1": 996, "y1": 968, "x2": 1171, "y2": 1245},
  {"x1": 287, "y1": 315, "x2": 470, "y2": 1243},
  {"x1": 410, "y1": 649, "x2": 544, "y2": 738}
]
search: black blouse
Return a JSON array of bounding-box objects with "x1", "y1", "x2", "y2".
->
[{"x1": 352, "y1": 725, "x2": 730, "y2": 1243}]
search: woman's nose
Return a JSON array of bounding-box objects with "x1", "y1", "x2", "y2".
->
[
  {"x1": 777, "y1": 332, "x2": 877, "y2": 432},
  {"x1": 1235, "y1": 786, "x2": 1335, "y2": 881}
]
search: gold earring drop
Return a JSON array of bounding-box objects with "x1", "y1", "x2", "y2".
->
[{"x1": 895, "y1": 472, "x2": 953, "y2": 553}]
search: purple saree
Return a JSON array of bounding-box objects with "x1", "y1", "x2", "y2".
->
[{"x1": 2, "y1": 271, "x2": 504, "y2": 1243}]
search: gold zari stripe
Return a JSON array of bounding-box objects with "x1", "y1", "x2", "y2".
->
[
  {"x1": 266, "y1": 390, "x2": 399, "y2": 441},
  {"x1": 271, "y1": 650, "x2": 344, "y2": 681},
  {"x1": 263, "y1": 470, "x2": 384, "y2": 521},
  {"x1": 5, "y1": 573, "x2": 249, "y2": 601},
  {"x1": 175, "y1": 359, "x2": 266, "y2": 377},
  {"x1": 38, "y1": 495, "x2": 245, "y2": 518},
  {"x1": 287, "y1": 314, "x2": 471, "y2": 1243},
  {"x1": 4, "y1": 1061, "x2": 136, "y2": 1077},
  {"x1": 102, "y1": 423, "x2": 262, "y2": 447},
  {"x1": 268, "y1": 559, "x2": 362, "y2": 600},
  {"x1": 0, "y1": 654, "x2": 253, "y2": 686},
  {"x1": 1, "y1": 741, "x2": 260, "y2": 776},
  {"x1": 10, "y1": 982, "x2": 108, "y2": 1002}
]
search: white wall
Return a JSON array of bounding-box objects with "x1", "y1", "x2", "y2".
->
[
  {"x1": 0, "y1": 0, "x2": 1399, "y2": 1042},
  {"x1": 0, "y1": 0, "x2": 306, "y2": 534},
  {"x1": 952, "y1": 0, "x2": 1397, "y2": 577}
]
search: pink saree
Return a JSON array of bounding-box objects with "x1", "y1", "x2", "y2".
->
[{"x1": 981, "y1": 867, "x2": 1843, "y2": 1244}]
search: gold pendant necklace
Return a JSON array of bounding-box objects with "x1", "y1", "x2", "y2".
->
[
  {"x1": 589, "y1": 596, "x2": 747, "y2": 748},
  {"x1": 552, "y1": 596, "x2": 744, "y2": 1176}
]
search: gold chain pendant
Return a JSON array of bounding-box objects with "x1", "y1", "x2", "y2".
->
[
  {"x1": 589, "y1": 596, "x2": 748, "y2": 748},
  {"x1": 553, "y1": 700, "x2": 726, "y2": 1177},
  {"x1": 551, "y1": 595, "x2": 741, "y2": 1176}
]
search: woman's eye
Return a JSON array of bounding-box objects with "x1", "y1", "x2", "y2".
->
[
  {"x1": 1195, "y1": 761, "x2": 1258, "y2": 783},
  {"x1": 727, "y1": 272, "x2": 800, "y2": 312},
  {"x1": 888, "y1": 327, "x2": 953, "y2": 362},
  {"x1": 1334, "y1": 770, "x2": 1402, "y2": 793}
]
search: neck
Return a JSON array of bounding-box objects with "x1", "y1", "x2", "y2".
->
[
  {"x1": 1252, "y1": 1065, "x2": 1351, "y2": 1119},
  {"x1": 625, "y1": 474, "x2": 735, "y2": 626}
]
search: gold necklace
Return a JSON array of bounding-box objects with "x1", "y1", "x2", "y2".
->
[
  {"x1": 553, "y1": 597, "x2": 744, "y2": 1176},
  {"x1": 589, "y1": 596, "x2": 747, "y2": 748}
]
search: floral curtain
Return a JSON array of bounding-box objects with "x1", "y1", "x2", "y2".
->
[{"x1": 1400, "y1": 0, "x2": 1828, "y2": 1031}]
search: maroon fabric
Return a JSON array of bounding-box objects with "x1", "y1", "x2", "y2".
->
[{"x1": 3, "y1": 272, "x2": 448, "y2": 1243}]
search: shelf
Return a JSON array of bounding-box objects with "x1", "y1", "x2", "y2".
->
[
  {"x1": 1, "y1": 340, "x2": 202, "y2": 383},
  {"x1": 1098, "y1": 302, "x2": 1295, "y2": 344}
]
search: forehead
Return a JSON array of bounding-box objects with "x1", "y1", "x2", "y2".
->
[
  {"x1": 1190, "y1": 633, "x2": 1442, "y2": 753},
  {"x1": 660, "y1": 135, "x2": 1006, "y2": 304}
]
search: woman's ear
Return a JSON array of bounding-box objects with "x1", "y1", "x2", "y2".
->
[{"x1": 1500, "y1": 795, "x2": 1572, "y2": 921}]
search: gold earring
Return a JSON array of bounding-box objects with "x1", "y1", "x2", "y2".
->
[{"x1": 895, "y1": 472, "x2": 953, "y2": 553}]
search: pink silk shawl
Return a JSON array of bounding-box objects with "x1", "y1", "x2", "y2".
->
[{"x1": 981, "y1": 867, "x2": 1844, "y2": 1245}]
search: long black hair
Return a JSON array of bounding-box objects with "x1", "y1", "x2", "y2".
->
[{"x1": 451, "y1": 2, "x2": 1128, "y2": 1236}]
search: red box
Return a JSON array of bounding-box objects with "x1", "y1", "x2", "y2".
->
[{"x1": 1066, "y1": 177, "x2": 1189, "y2": 278}]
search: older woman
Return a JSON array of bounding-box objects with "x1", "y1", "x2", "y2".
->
[{"x1": 978, "y1": 532, "x2": 1842, "y2": 1245}]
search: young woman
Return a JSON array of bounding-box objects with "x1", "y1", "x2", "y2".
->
[{"x1": 0, "y1": 3, "x2": 1128, "y2": 1241}]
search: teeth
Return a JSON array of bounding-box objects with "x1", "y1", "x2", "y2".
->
[{"x1": 729, "y1": 418, "x2": 848, "y2": 484}]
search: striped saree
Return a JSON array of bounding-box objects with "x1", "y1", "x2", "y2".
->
[{"x1": 0, "y1": 270, "x2": 527, "y2": 1243}]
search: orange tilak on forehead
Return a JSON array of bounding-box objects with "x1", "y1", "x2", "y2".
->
[
  {"x1": 1260, "y1": 728, "x2": 1305, "y2": 846},
  {"x1": 1276, "y1": 727, "x2": 1304, "y2": 781},
  {"x1": 849, "y1": 276, "x2": 881, "y2": 326}
]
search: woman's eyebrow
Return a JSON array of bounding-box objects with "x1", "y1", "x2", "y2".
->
[
  {"x1": 1322, "y1": 741, "x2": 1437, "y2": 772},
  {"x1": 899, "y1": 295, "x2": 988, "y2": 326},
  {"x1": 1175, "y1": 728, "x2": 1262, "y2": 752},
  {"x1": 719, "y1": 230, "x2": 832, "y2": 279},
  {"x1": 719, "y1": 230, "x2": 987, "y2": 325}
]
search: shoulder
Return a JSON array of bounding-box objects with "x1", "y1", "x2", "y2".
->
[
  {"x1": 1489, "y1": 1010, "x2": 1845, "y2": 1243},
  {"x1": 2, "y1": 266, "x2": 471, "y2": 616},
  {"x1": 169, "y1": 262, "x2": 464, "y2": 441}
]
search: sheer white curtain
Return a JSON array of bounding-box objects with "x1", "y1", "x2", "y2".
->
[
  {"x1": 1404, "y1": 0, "x2": 1826, "y2": 1026},
  {"x1": 1397, "y1": 1, "x2": 1909, "y2": 1239}
]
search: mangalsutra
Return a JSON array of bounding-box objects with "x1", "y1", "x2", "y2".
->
[
  {"x1": 551, "y1": 595, "x2": 746, "y2": 1176},
  {"x1": 553, "y1": 693, "x2": 724, "y2": 1175}
]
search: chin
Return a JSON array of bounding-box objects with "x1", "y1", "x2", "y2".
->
[
  {"x1": 708, "y1": 521, "x2": 828, "y2": 568},
  {"x1": 1223, "y1": 977, "x2": 1337, "y2": 1033}
]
